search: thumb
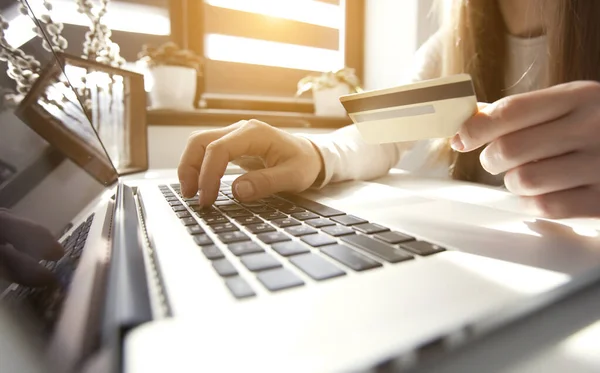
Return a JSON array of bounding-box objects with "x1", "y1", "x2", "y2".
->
[{"x1": 232, "y1": 163, "x2": 304, "y2": 202}]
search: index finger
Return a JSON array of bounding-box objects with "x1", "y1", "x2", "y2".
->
[
  {"x1": 453, "y1": 82, "x2": 581, "y2": 152},
  {"x1": 0, "y1": 209, "x2": 63, "y2": 260},
  {"x1": 177, "y1": 121, "x2": 245, "y2": 197},
  {"x1": 197, "y1": 122, "x2": 278, "y2": 205}
]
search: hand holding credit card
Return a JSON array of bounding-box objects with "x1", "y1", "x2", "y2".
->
[{"x1": 339, "y1": 74, "x2": 477, "y2": 144}]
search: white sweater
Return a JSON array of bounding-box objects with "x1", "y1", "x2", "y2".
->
[{"x1": 303, "y1": 31, "x2": 548, "y2": 188}]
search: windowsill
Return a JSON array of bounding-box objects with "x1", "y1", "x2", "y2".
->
[{"x1": 146, "y1": 108, "x2": 352, "y2": 129}]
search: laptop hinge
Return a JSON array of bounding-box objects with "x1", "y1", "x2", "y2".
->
[{"x1": 100, "y1": 181, "x2": 152, "y2": 371}]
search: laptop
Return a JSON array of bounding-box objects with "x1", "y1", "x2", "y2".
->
[{"x1": 2, "y1": 3, "x2": 600, "y2": 373}]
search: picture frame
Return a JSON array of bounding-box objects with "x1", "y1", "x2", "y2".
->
[{"x1": 14, "y1": 52, "x2": 148, "y2": 185}]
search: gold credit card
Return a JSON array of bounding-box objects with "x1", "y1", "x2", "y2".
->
[{"x1": 339, "y1": 74, "x2": 477, "y2": 144}]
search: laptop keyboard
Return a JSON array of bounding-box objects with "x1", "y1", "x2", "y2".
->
[
  {"x1": 1, "y1": 213, "x2": 95, "y2": 332},
  {"x1": 159, "y1": 183, "x2": 445, "y2": 299}
]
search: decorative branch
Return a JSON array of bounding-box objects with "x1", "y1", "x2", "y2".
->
[
  {"x1": 77, "y1": 0, "x2": 125, "y2": 67},
  {"x1": 1, "y1": 1, "x2": 68, "y2": 105}
]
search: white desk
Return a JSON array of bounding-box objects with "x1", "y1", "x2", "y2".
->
[{"x1": 129, "y1": 168, "x2": 600, "y2": 373}]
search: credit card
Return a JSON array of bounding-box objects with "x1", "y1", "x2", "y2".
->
[{"x1": 339, "y1": 74, "x2": 477, "y2": 144}]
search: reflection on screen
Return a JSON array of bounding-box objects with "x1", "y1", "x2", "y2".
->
[
  {"x1": 34, "y1": 72, "x2": 106, "y2": 156},
  {"x1": 64, "y1": 64, "x2": 131, "y2": 169},
  {"x1": 0, "y1": 2, "x2": 110, "y2": 233}
]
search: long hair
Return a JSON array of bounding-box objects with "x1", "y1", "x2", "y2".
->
[{"x1": 438, "y1": 0, "x2": 600, "y2": 182}]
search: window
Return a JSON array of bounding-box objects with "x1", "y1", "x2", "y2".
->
[{"x1": 170, "y1": 0, "x2": 365, "y2": 101}]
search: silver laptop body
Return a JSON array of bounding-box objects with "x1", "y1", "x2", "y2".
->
[{"x1": 2, "y1": 3, "x2": 600, "y2": 373}]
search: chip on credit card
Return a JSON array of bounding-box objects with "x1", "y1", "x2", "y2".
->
[{"x1": 339, "y1": 74, "x2": 477, "y2": 144}]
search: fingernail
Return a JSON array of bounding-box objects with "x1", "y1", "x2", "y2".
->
[
  {"x1": 450, "y1": 134, "x2": 464, "y2": 151},
  {"x1": 235, "y1": 180, "x2": 254, "y2": 199}
]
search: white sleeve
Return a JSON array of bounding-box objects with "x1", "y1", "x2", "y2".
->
[{"x1": 298, "y1": 30, "x2": 445, "y2": 188}]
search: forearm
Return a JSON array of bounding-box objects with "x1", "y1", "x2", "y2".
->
[{"x1": 299, "y1": 125, "x2": 415, "y2": 188}]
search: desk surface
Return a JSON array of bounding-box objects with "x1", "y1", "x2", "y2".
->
[{"x1": 125, "y1": 169, "x2": 600, "y2": 373}]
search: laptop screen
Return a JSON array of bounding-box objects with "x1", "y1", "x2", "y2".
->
[{"x1": 0, "y1": 1, "x2": 115, "y2": 284}]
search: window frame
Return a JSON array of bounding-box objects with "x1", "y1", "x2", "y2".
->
[{"x1": 167, "y1": 0, "x2": 365, "y2": 111}]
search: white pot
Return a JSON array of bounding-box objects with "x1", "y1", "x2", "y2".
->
[
  {"x1": 149, "y1": 65, "x2": 197, "y2": 109},
  {"x1": 313, "y1": 84, "x2": 351, "y2": 117}
]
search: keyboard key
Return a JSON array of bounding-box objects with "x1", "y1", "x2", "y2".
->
[
  {"x1": 241, "y1": 253, "x2": 283, "y2": 272},
  {"x1": 353, "y1": 223, "x2": 389, "y2": 235},
  {"x1": 193, "y1": 234, "x2": 214, "y2": 246},
  {"x1": 321, "y1": 224, "x2": 355, "y2": 237},
  {"x1": 321, "y1": 244, "x2": 382, "y2": 271},
  {"x1": 291, "y1": 211, "x2": 319, "y2": 221},
  {"x1": 229, "y1": 242, "x2": 264, "y2": 256},
  {"x1": 266, "y1": 200, "x2": 294, "y2": 209},
  {"x1": 284, "y1": 225, "x2": 317, "y2": 237},
  {"x1": 194, "y1": 207, "x2": 220, "y2": 216},
  {"x1": 169, "y1": 201, "x2": 183, "y2": 207},
  {"x1": 249, "y1": 205, "x2": 276, "y2": 214},
  {"x1": 246, "y1": 223, "x2": 276, "y2": 234},
  {"x1": 400, "y1": 241, "x2": 445, "y2": 256},
  {"x1": 225, "y1": 277, "x2": 255, "y2": 299},
  {"x1": 187, "y1": 225, "x2": 205, "y2": 235},
  {"x1": 235, "y1": 216, "x2": 263, "y2": 225},
  {"x1": 290, "y1": 253, "x2": 345, "y2": 280},
  {"x1": 257, "y1": 196, "x2": 279, "y2": 203},
  {"x1": 203, "y1": 215, "x2": 229, "y2": 225},
  {"x1": 218, "y1": 231, "x2": 250, "y2": 244},
  {"x1": 271, "y1": 218, "x2": 301, "y2": 228},
  {"x1": 257, "y1": 232, "x2": 291, "y2": 244},
  {"x1": 175, "y1": 211, "x2": 191, "y2": 219},
  {"x1": 224, "y1": 209, "x2": 253, "y2": 218},
  {"x1": 211, "y1": 222, "x2": 239, "y2": 234},
  {"x1": 278, "y1": 206, "x2": 306, "y2": 214},
  {"x1": 278, "y1": 194, "x2": 344, "y2": 217},
  {"x1": 271, "y1": 241, "x2": 310, "y2": 257},
  {"x1": 341, "y1": 235, "x2": 413, "y2": 263},
  {"x1": 257, "y1": 268, "x2": 304, "y2": 292},
  {"x1": 186, "y1": 200, "x2": 200, "y2": 207},
  {"x1": 241, "y1": 201, "x2": 263, "y2": 207},
  {"x1": 305, "y1": 218, "x2": 335, "y2": 228},
  {"x1": 260, "y1": 211, "x2": 287, "y2": 220},
  {"x1": 220, "y1": 204, "x2": 244, "y2": 212},
  {"x1": 301, "y1": 233, "x2": 337, "y2": 247},
  {"x1": 202, "y1": 245, "x2": 224, "y2": 260},
  {"x1": 181, "y1": 217, "x2": 197, "y2": 226},
  {"x1": 212, "y1": 259, "x2": 237, "y2": 277},
  {"x1": 331, "y1": 215, "x2": 368, "y2": 226},
  {"x1": 374, "y1": 231, "x2": 414, "y2": 244}
]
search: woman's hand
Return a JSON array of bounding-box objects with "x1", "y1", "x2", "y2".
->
[
  {"x1": 0, "y1": 209, "x2": 64, "y2": 287},
  {"x1": 452, "y1": 81, "x2": 600, "y2": 219},
  {"x1": 177, "y1": 119, "x2": 324, "y2": 205}
]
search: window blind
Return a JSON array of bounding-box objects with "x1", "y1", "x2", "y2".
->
[{"x1": 201, "y1": 0, "x2": 348, "y2": 97}]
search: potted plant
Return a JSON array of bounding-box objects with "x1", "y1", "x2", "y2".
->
[
  {"x1": 296, "y1": 67, "x2": 363, "y2": 117},
  {"x1": 138, "y1": 42, "x2": 203, "y2": 110}
]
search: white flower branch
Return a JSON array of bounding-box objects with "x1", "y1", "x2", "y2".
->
[{"x1": 77, "y1": 0, "x2": 125, "y2": 67}]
